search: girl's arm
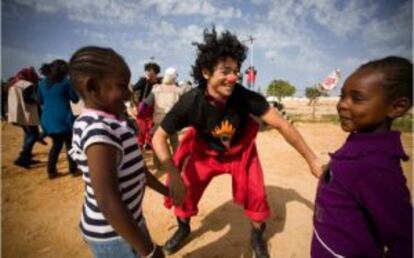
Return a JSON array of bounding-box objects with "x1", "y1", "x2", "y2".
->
[
  {"x1": 144, "y1": 167, "x2": 169, "y2": 196},
  {"x1": 86, "y1": 143, "x2": 155, "y2": 257},
  {"x1": 261, "y1": 107, "x2": 323, "y2": 178}
]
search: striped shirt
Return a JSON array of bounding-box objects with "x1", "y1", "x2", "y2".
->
[{"x1": 70, "y1": 109, "x2": 146, "y2": 241}]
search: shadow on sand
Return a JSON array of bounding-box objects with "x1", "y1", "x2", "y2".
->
[{"x1": 176, "y1": 185, "x2": 314, "y2": 258}]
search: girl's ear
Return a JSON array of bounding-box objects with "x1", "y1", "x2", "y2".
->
[
  {"x1": 85, "y1": 77, "x2": 99, "y2": 95},
  {"x1": 201, "y1": 68, "x2": 211, "y2": 80},
  {"x1": 388, "y1": 97, "x2": 411, "y2": 119}
]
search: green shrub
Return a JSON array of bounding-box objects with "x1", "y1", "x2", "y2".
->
[{"x1": 392, "y1": 115, "x2": 412, "y2": 132}]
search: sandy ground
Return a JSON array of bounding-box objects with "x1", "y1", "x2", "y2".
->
[{"x1": 2, "y1": 121, "x2": 412, "y2": 258}]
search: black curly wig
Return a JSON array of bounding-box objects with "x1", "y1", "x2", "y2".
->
[{"x1": 191, "y1": 26, "x2": 248, "y2": 88}]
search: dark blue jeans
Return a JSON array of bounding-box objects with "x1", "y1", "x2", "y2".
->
[
  {"x1": 84, "y1": 219, "x2": 151, "y2": 258},
  {"x1": 16, "y1": 126, "x2": 40, "y2": 164},
  {"x1": 47, "y1": 133, "x2": 77, "y2": 175}
]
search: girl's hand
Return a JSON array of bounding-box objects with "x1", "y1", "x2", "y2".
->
[
  {"x1": 140, "y1": 245, "x2": 165, "y2": 258},
  {"x1": 169, "y1": 172, "x2": 187, "y2": 206}
]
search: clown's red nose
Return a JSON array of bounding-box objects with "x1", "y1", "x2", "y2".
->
[{"x1": 226, "y1": 74, "x2": 237, "y2": 84}]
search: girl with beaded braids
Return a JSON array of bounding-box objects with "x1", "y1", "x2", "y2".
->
[
  {"x1": 152, "y1": 27, "x2": 323, "y2": 257},
  {"x1": 312, "y1": 56, "x2": 412, "y2": 258},
  {"x1": 68, "y1": 46, "x2": 167, "y2": 258}
]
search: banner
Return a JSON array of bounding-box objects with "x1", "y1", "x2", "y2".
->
[{"x1": 317, "y1": 68, "x2": 341, "y2": 93}]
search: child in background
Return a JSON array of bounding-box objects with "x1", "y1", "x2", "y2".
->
[
  {"x1": 68, "y1": 46, "x2": 167, "y2": 258},
  {"x1": 132, "y1": 62, "x2": 161, "y2": 150},
  {"x1": 312, "y1": 56, "x2": 413, "y2": 257}
]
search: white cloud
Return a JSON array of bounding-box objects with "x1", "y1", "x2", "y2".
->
[
  {"x1": 306, "y1": 0, "x2": 377, "y2": 38},
  {"x1": 217, "y1": 7, "x2": 242, "y2": 18},
  {"x1": 14, "y1": 0, "x2": 60, "y2": 13},
  {"x1": 177, "y1": 24, "x2": 204, "y2": 46},
  {"x1": 143, "y1": 0, "x2": 242, "y2": 19},
  {"x1": 248, "y1": 0, "x2": 409, "y2": 76},
  {"x1": 154, "y1": 21, "x2": 177, "y2": 36},
  {"x1": 65, "y1": 0, "x2": 142, "y2": 25},
  {"x1": 251, "y1": 0, "x2": 265, "y2": 5},
  {"x1": 265, "y1": 0, "x2": 377, "y2": 38},
  {"x1": 131, "y1": 38, "x2": 159, "y2": 51},
  {"x1": 3, "y1": 0, "x2": 411, "y2": 95},
  {"x1": 10, "y1": 0, "x2": 242, "y2": 24},
  {"x1": 245, "y1": 9, "x2": 325, "y2": 74},
  {"x1": 342, "y1": 57, "x2": 367, "y2": 69},
  {"x1": 367, "y1": 44, "x2": 413, "y2": 60},
  {"x1": 74, "y1": 29, "x2": 106, "y2": 41},
  {"x1": 362, "y1": 1, "x2": 412, "y2": 46},
  {"x1": 12, "y1": 0, "x2": 144, "y2": 25}
]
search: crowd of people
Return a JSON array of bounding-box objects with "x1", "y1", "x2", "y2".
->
[{"x1": 3, "y1": 26, "x2": 413, "y2": 258}]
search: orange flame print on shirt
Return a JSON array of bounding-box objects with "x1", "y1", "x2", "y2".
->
[{"x1": 211, "y1": 119, "x2": 236, "y2": 142}]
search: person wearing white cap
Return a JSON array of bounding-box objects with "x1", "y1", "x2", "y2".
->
[{"x1": 150, "y1": 67, "x2": 189, "y2": 169}]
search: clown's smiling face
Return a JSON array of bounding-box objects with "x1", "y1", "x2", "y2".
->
[{"x1": 203, "y1": 57, "x2": 239, "y2": 101}]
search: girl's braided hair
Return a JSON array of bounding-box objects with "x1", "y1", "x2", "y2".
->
[
  {"x1": 358, "y1": 56, "x2": 412, "y2": 105},
  {"x1": 69, "y1": 46, "x2": 130, "y2": 98}
]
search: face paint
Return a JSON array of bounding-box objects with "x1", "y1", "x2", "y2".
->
[{"x1": 226, "y1": 74, "x2": 238, "y2": 84}]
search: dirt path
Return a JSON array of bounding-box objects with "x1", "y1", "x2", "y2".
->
[{"x1": 2, "y1": 122, "x2": 412, "y2": 258}]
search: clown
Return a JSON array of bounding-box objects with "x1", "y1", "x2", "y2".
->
[{"x1": 152, "y1": 27, "x2": 322, "y2": 257}]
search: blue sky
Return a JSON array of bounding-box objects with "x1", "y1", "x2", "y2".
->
[{"x1": 2, "y1": 0, "x2": 412, "y2": 96}]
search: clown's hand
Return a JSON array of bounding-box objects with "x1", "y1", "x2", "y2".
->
[
  {"x1": 309, "y1": 158, "x2": 323, "y2": 178},
  {"x1": 169, "y1": 172, "x2": 187, "y2": 206}
]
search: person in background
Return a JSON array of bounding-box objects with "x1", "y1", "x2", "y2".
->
[
  {"x1": 8, "y1": 67, "x2": 42, "y2": 168},
  {"x1": 178, "y1": 80, "x2": 192, "y2": 93},
  {"x1": 150, "y1": 67, "x2": 189, "y2": 169},
  {"x1": 132, "y1": 62, "x2": 161, "y2": 149},
  {"x1": 38, "y1": 59, "x2": 79, "y2": 179}
]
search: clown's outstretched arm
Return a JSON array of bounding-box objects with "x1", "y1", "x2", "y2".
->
[
  {"x1": 261, "y1": 107, "x2": 323, "y2": 178},
  {"x1": 152, "y1": 126, "x2": 187, "y2": 205}
]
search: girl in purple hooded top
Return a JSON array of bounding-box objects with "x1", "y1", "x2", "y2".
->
[{"x1": 312, "y1": 56, "x2": 412, "y2": 258}]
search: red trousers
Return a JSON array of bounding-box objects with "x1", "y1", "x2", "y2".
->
[
  {"x1": 165, "y1": 117, "x2": 270, "y2": 222},
  {"x1": 135, "y1": 114, "x2": 153, "y2": 149}
]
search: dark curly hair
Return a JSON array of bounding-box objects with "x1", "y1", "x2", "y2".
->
[
  {"x1": 191, "y1": 26, "x2": 247, "y2": 88},
  {"x1": 357, "y1": 56, "x2": 412, "y2": 106},
  {"x1": 144, "y1": 62, "x2": 160, "y2": 74}
]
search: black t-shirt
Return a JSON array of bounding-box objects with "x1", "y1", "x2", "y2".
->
[
  {"x1": 161, "y1": 84, "x2": 270, "y2": 151},
  {"x1": 132, "y1": 77, "x2": 162, "y2": 102}
]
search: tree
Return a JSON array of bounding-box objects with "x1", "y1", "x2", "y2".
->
[
  {"x1": 266, "y1": 79, "x2": 296, "y2": 102},
  {"x1": 305, "y1": 87, "x2": 328, "y2": 106},
  {"x1": 305, "y1": 86, "x2": 329, "y2": 120}
]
